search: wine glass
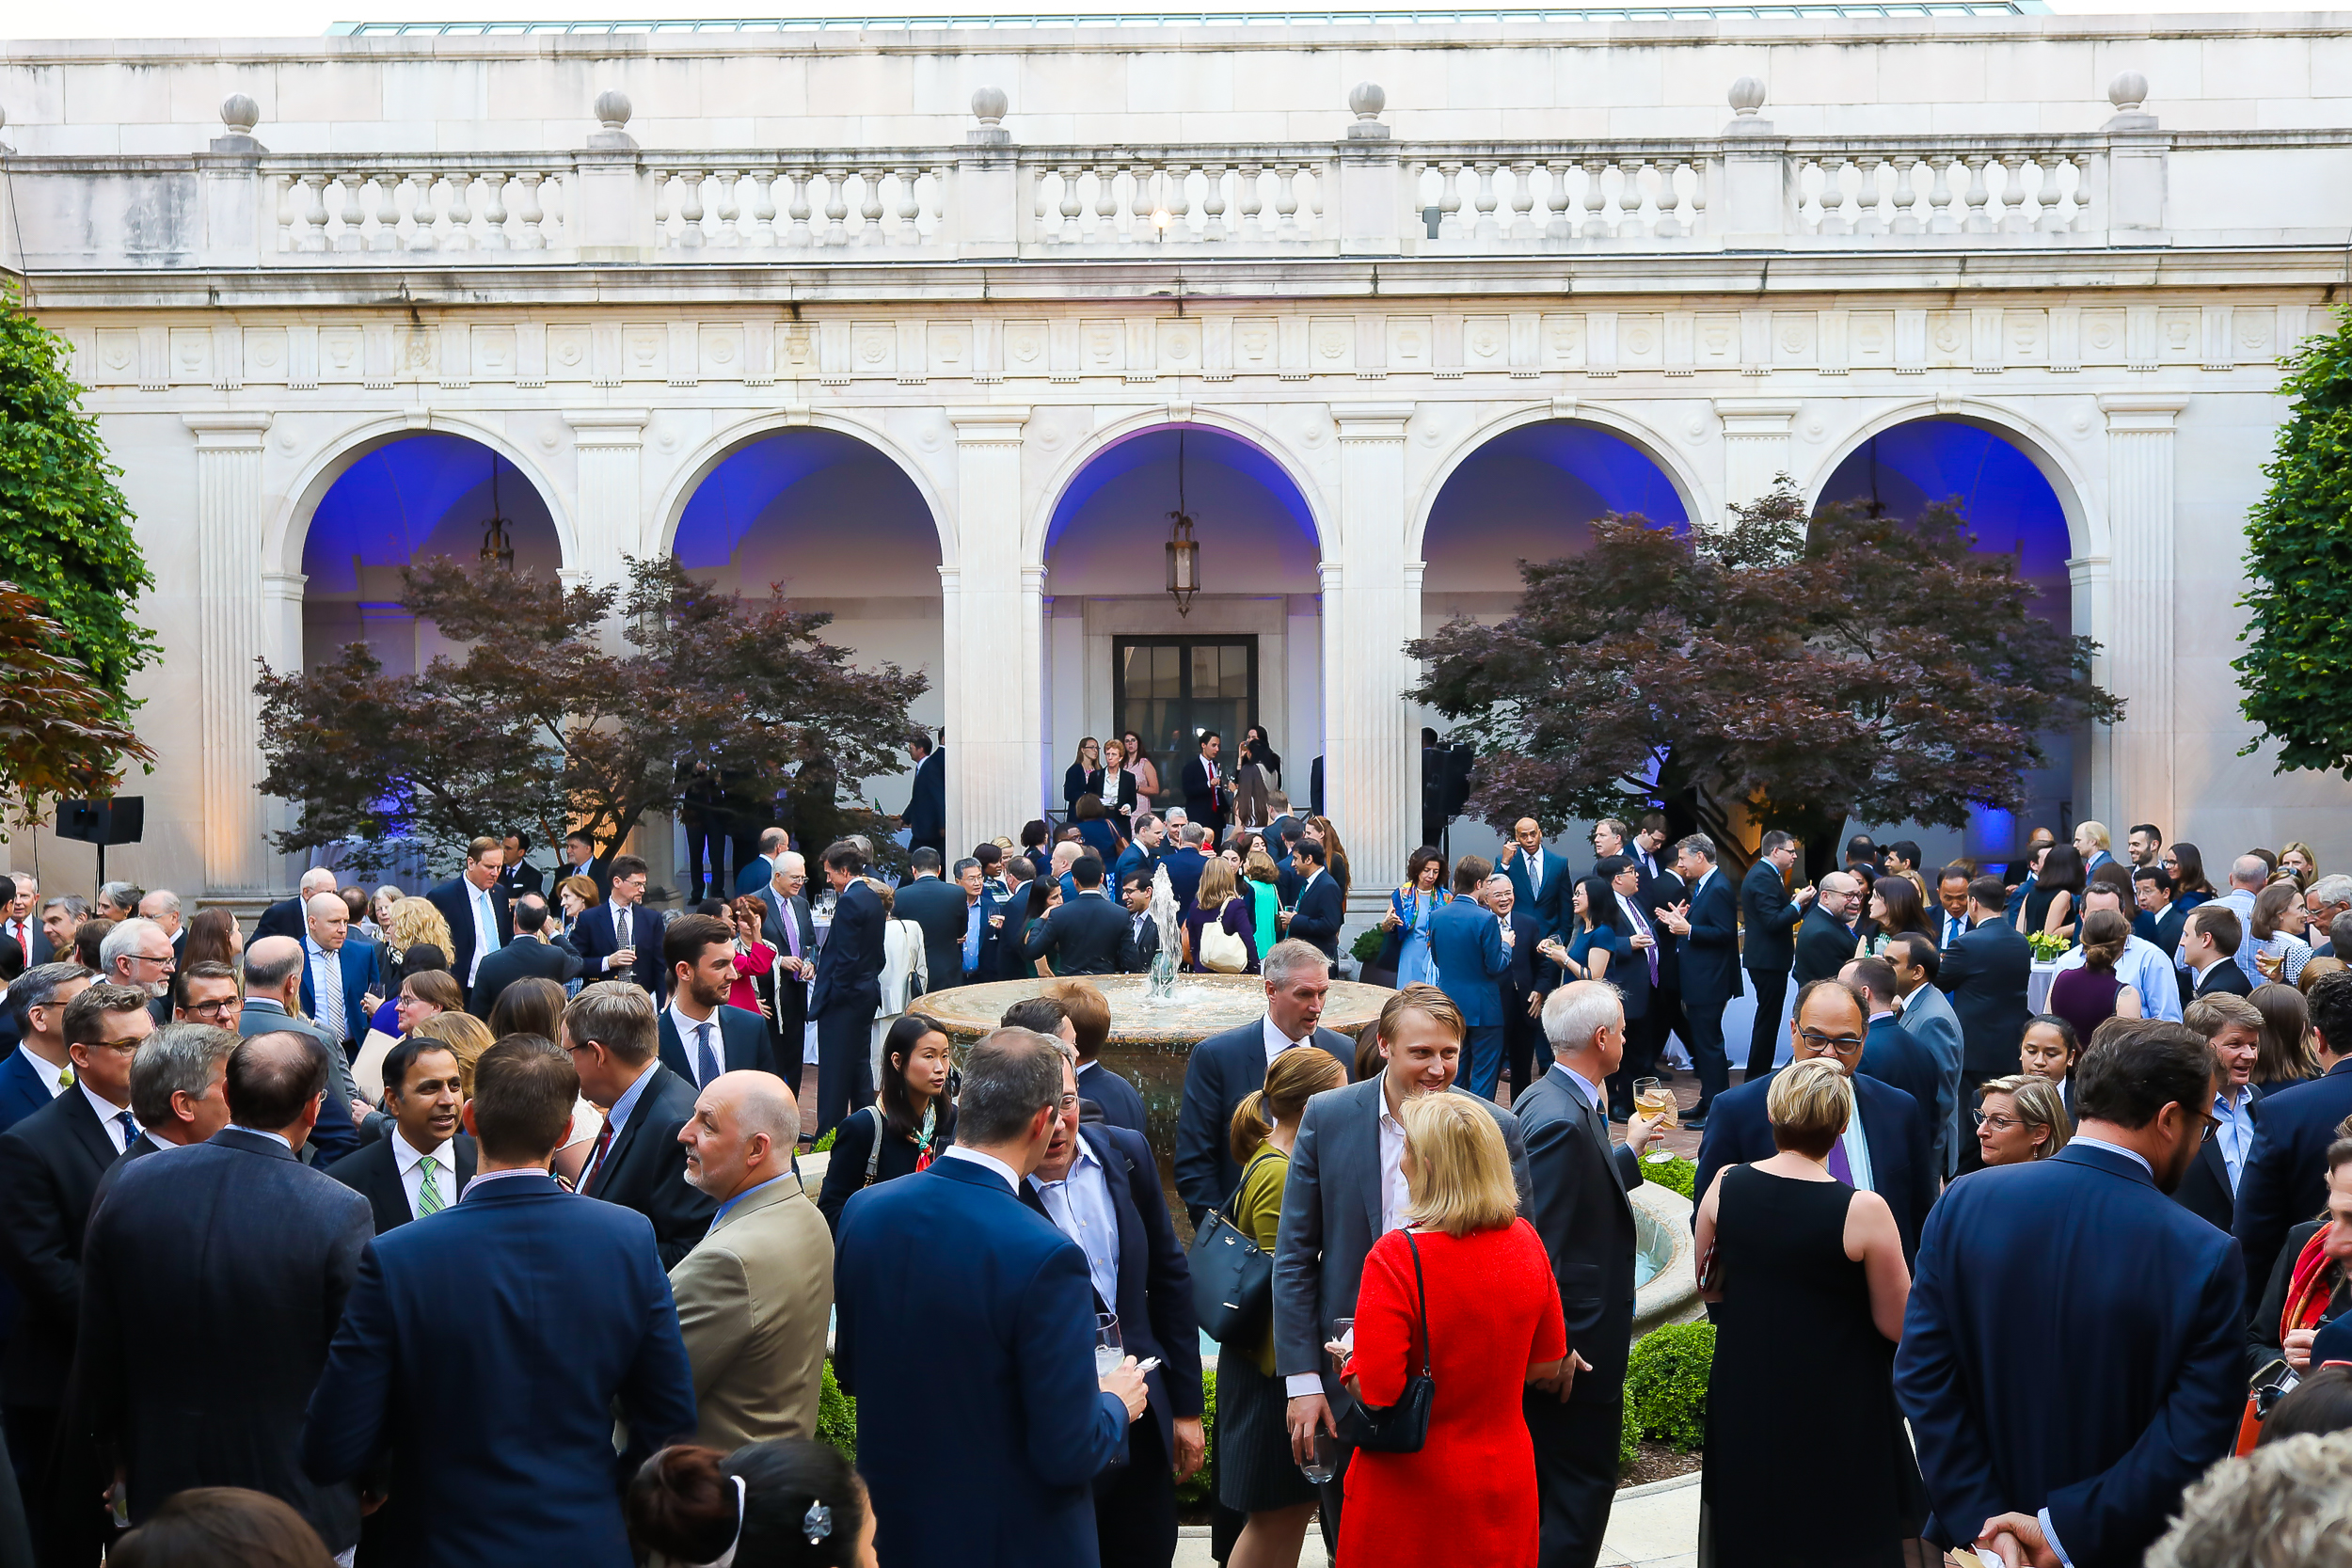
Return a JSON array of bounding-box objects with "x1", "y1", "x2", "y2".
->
[
  {"x1": 1094, "y1": 1312, "x2": 1122, "y2": 1377},
  {"x1": 1299, "y1": 1429, "x2": 1339, "y2": 1484}
]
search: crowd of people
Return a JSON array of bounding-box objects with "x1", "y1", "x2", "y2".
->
[{"x1": 0, "y1": 781, "x2": 2350, "y2": 1568}]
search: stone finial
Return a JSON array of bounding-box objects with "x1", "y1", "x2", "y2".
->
[
  {"x1": 1728, "y1": 76, "x2": 1767, "y2": 117},
  {"x1": 2108, "y1": 71, "x2": 2148, "y2": 113},
  {"x1": 968, "y1": 84, "x2": 1010, "y2": 147},
  {"x1": 595, "y1": 89, "x2": 633, "y2": 132},
  {"x1": 1346, "y1": 80, "x2": 1390, "y2": 140},
  {"x1": 220, "y1": 94, "x2": 261, "y2": 135}
]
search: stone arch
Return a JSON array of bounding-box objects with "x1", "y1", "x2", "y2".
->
[
  {"x1": 1802, "y1": 398, "x2": 2103, "y2": 563},
  {"x1": 652, "y1": 410, "x2": 957, "y2": 566},
  {"x1": 1406, "y1": 402, "x2": 1712, "y2": 564}
]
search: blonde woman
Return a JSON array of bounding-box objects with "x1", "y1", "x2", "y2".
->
[
  {"x1": 1327, "y1": 1091, "x2": 1565, "y2": 1568},
  {"x1": 380, "y1": 896, "x2": 454, "y2": 985},
  {"x1": 1219, "y1": 1045, "x2": 1349, "y2": 1568},
  {"x1": 1182, "y1": 857, "x2": 1259, "y2": 974},
  {"x1": 1972, "y1": 1074, "x2": 2072, "y2": 1165},
  {"x1": 1695, "y1": 1055, "x2": 1920, "y2": 1567},
  {"x1": 1099, "y1": 736, "x2": 1138, "y2": 826},
  {"x1": 2280, "y1": 841, "x2": 2319, "y2": 889}
]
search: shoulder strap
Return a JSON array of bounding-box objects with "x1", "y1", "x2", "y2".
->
[
  {"x1": 1221, "y1": 1146, "x2": 1281, "y2": 1218},
  {"x1": 1403, "y1": 1227, "x2": 1433, "y2": 1377},
  {"x1": 863, "y1": 1105, "x2": 884, "y2": 1185}
]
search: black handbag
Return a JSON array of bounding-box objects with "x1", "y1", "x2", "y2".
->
[
  {"x1": 1187, "y1": 1153, "x2": 1278, "y2": 1343},
  {"x1": 1333, "y1": 1228, "x2": 1436, "y2": 1454}
]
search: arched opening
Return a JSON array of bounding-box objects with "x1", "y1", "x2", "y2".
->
[
  {"x1": 1814, "y1": 417, "x2": 2079, "y2": 867},
  {"x1": 671, "y1": 427, "x2": 946, "y2": 889},
  {"x1": 300, "y1": 432, "x2": 563, "y2": 675},
  {"x1": 1416, "y1": 419, "x2": 1692, "y2": 863},
  {"x1": 1041, "y1": 425, "x2": 1323, "y2": 823}
]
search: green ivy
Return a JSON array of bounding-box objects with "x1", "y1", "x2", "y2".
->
[
  {"x1": 1173, "y1": 1366, "x2": 1218, "y2": 1508},
  {"x1": 0, "y1": 281, "x2": 156, "y2": 735},
  {"x1": 2237, "y1": 307, "x2": 2352, "y2": 775},
  {"x1": 818, "y1": 1359, "x2": 856, "y2": 1464},
  {"x1": 1624, "y1": 1322, "x2": 1713, "y2": 1453},
  {"x1": 1645, "y1": 1154, "x2": 1697, "y2": 1202}
]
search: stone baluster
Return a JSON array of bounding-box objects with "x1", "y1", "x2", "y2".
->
[
  {"x1": 1811, "y1": 158, "x2": 1846, "y2": 235},
  {"x1": 1120, "y1": 160, "x2": 1152, "y2": 244},
  {"x1": 514, "y1": 171, "x2": 547, "y2": 249},
  {"x1": 1581, "y1": 158, "x2": 1609, "y2": 239},
  {"x1": 1851, "y1": 156, "x2": 1885, "y2": 236},
  {"x1": 899, "y1": 165, "x2": 925, "y2": 242},
  {"x1": 1962, "y1": 155, "x2": 1994, "y2": 233},
  {"x1": 1275, "y1": 163, "x2": 1302, "y2": 241},
  {"x1": 711, "y1": 168, "x2": 742, "y2": 247},
  {"x1": 752, "y1": 167, "x2": 780, "y2": 245},
  {"x1": 1436, "y1": 164, "x2": 1464, "y2": 240},
  {"x1": 1653, "y1": 159, "x2": 1686, "y2": 238},
  {"x1": 406, "y1": 170, "x2": 439, "y2": 250},
  {"x1": 1615, "y1": 156, "x2": 1649, "y2": 238},
  {"x1": 1688, "y1": 158, "x2": 1708, "y2": 235},
  {"x1": 1993, "y1": 153, "x2": 2026, "y2": 232},
  {"x1": 2038, "y1": 152, "x2": 2073, "y2": 232},
  {"x1": 297, "y1": 172, "x2": 331, "y2": 251},
  {"x1": 1506, "y1": 162, "x2": 1538, "y2": 240},
  {"x1": 1236, "y1": 162, "x2": 1266, "y2": 243},
  {"x1": 1542, "y1": 161, "x2": 1574, "y2": 241},
  {"x1": 1926, "y1": 155, "x2": 1960, "y2": 234},
  {"x1": 477, "y1": 171, "x2": 509, "y2": 249},
  {"x1": 1200, "y1": 162, "x2": 1229, "y2": 242},
  {"x1": 785, "y1": 168, "x2": 815, "y2": 247},
  {"x1": 362, "y1": 171, "x2": 396, "y2": 251},
  {"x1": 1056, "y1": 165, "x2": 1084, "y2": 242},
  {"x1": 1468, "y1": 162, "x2": 1500, "y2": 241},
  {"x1": 677, "y1": 168, "x2": 707, "y2": 247},
  {"x1": 443, "y1": 170, "x2": 475, "y2": 250},
  {"x1": 1093, "y1": 162, "x2": 1122, "y2": 242},
  {"x1": 822, "y1": 169, "x2": 850, "y2": 246},
  {"x1": 858, "y1": 167, "x2": 886, "y2": 245},
  {"x1": 1888, "y1": 155, "x2": 1920, "y2": 234},
  {"x1": 1164, "y1": 162, "x2": 1194, "y2": 239},
  {"x1": 326, "y1": 172, "x2": 363, "y2": 251}
]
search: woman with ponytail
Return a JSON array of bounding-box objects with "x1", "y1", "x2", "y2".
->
[
  {"x1": 1217, "y1": 1046, "x2": 1348, "y2": 1568},
  {"x1": 629, "y1": 1439, "x2": 877, "y2": 1568}
]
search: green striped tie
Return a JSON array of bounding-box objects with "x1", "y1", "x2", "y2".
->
[{"x1": 417, "y1": 1154, "x2": 445, "y2": 1216}]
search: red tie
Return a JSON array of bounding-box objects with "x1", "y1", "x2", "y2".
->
[{"x1": 582, "y1": 1121, "x2": 615, "y2": 1193}]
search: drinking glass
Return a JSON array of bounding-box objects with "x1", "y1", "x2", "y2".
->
[
  {"x1": 1094, "y1": 1312, "x2": 1123, "y2": 1377},
  {"x1": 1633, "y1": 1076, "x2": 1679, "y2": 1163},
  {"x1": 1300, "y1": 1429, "x2": 1339, "y2": 1484}
]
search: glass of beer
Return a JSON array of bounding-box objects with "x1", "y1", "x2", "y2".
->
[{"x1": 1633, "y1": 1076, "x2": 1678, "y2": 1163}]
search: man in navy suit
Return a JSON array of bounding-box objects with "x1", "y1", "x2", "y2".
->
[
  {"x1": 326, "y1": 1037, "x2": 477, "y2": 1234},
  {"x1": 464, "y1": 894, "x2": 582, "y2": 1021},
  {"x1": 1282, "y1": 840, "x2": 1345, "y2": 967},
  {"x1": 1489, "y1": 874, "x2": 1559, "y2": 1103},
  {"x1": 900, "y1": 736, "x2": 946, "y2": 857},
  {"x1": 1938, "y1": 875, "x2": 2032, "y2": 1133},
  {"x1": 567, "y1": 982, "x2": 718, "y2": 1268},
  {"x1": 2233, "y1": 971, "x2": 2352, "y2": 1304},
  {"x1": 1847, "y1": 956, "x2": 1943, "y2": 1148},
  {"x1": 655, "y1": 913, "x2": 775, "y2": 1091},
  {"x1": 569, "y1": 855, "x2": 667, "y2": 999},
  {"x1": 423, "y1": 837, "x2": 514, "y2": 1002},
  {"x1": 894, "y1": 849, "x2": 970, "y2": 992},
  {"x1": 0, "y1": 964, "x2": 92, "y2": 1136},
  {"x1": 1593, "y1": 855, "x2": 1661, "y2": 1119},
  {"x1": 1657, "y1": 833, "x2": 1741, "y2": 1124},
  {"x1": 1180, "y1": 731, "x2": 1231, "y2": 840},
  {"x1": 255, "y1": 868, "x2": 339, "y2": 943},
  {"x1": 78, "y1": 1032, "x2": 373, "y2": 1555},
  {"x1": 1500, "y1": 816, "x2": 1571, "y2": 940},
  {"x1": 1895, "y1": 1019, "x2": 2241, "y2": 1568},
  {"x1": 295, "y1": 893, "x2": 378, "y2": 1054},
  {"x1": 810, "y1": 842, "x2": 887, "y2": 1137},
  {"x1": 560, "y1": 831, "x2": 612, "y2": 903},
  {"x1": 1693, "y1": 977, "x2": 1934, "y2": 1262},
  {"x1": 2181, "y1": 905, "x2": 2254, "y2": 1000},
  {"x1": 1023, "y1": 1049, "x2": 1204, "y2": 1568},
  {"x1": 1173, "y1": 941, "x2": 1355, "y2": 1226},
  {"x1": 1738, "y1": 831, "x2": 1816, "y2": 1079},
  {"x1": 303, "y1": 1036, "x2": 697, "y2": 1568},
  {"x1": 1161, "y1": 825, "x2": 1212, "y2": 916},
  {"x1": 1793, "y1": 873, "x2": 1860, "y2": 987},
  {"x1": 1430, "y1": 856, "x2": 1511, "y2": 1100},
  {"x1": 1111, "y1": 815, "x2": 1164, "y2": 898},
  {"x1": 2174, "y1": 992, "x2": 2264, "y2": 1234},
  {"x1": 1024, "y1": 855, "x2": 1132, "y2": 976},
  {"x1": 834, "y1": 1029, "x2": 1149, "y2": 1567},
  {"x1": 733, "y1": 825, "x2": 791, "y2": 900}
]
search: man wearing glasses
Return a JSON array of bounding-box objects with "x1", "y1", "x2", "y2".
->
[
  {"x1": 99, "y1": 917, "x2": 178, "y2": 1027},
  {"x1": 1691, "y1": 976, "x2": 1936, "y2": 1264},
  {"x1": 173, "y1": 962, "x2": 244, "y2": 1032}
]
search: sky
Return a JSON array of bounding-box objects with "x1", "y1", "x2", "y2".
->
[{"x1": 3, "y1": 0, "x2": 2323, "y2": 39}]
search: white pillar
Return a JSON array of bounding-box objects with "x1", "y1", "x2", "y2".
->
[
  {"x1": 183, "y1": 413, "x2": 276, "y2": 896},
  {"x1": 562, "y1": 409, "x2": 650, "y2": 580},
  {"x1": 1712, "y1": 398, "x2": 1802, "y2": 515},
  {"x1": 1328, "y1": 404, "x2": 1420, "y2": 910},
  {"x1": 944, "y1": 407, "x2": 1033, "y2": 855},
  {"x1": 2097, "y1": 393, "x2": 2189, "y2": 832}
]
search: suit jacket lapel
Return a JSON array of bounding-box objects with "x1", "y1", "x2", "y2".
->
[
  {"x1": 1086, "y1": 1126, "x2": 1143, "y2": 1311},
  {"x1": 1357, "y1": 1079, "x2": 1386, "y2": 1242},
  {"x1": 65, "y1": 1089, "x2": 119, "y2": 1174}
]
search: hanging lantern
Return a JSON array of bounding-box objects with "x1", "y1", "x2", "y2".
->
[
  {"x1": 1166, "y1": 430, "x2": 1200, "y2": 616},
  {"x1": 478, "y1": 456, "x2": 516, "y2": 570}
]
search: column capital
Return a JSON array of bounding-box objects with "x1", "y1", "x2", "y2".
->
[
  {"x1": 1710, "y1": 397, "x2": 1802, "y2": 434},
  {"x1": 182, "y1": 411, "x2": 274, "y2": 449},
  {"x1": 261, "y1": 570, "x2": 308, "y2": 599},
  {"x1": 948, "y1": 405, "x2": 1032, "y2": 445},
  {"x1": 2097, "y1": 393, "x2": 2190, "y2": 432},
  {"x1": 563, "y1": 408, "x2": 651, "y2": 447},
  {"x1": 1334, "y1": 403, "x2": 1416, "y2": 442}
]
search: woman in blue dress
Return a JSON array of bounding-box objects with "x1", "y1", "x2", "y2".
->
[
  {"x1": 1382, "y1": 847, "x2": 1451, "y2": 989},
  {"x1": 1558, "y1": 874, "x2": 1629, "y2": 987}
]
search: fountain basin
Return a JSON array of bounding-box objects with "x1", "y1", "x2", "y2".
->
[{"x1": 1630, "y1": 1180, "x2": 1705, "y2": 1337}]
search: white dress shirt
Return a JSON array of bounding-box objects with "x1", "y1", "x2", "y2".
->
[
  {"x1": 82, "y1": 1085, "x2": 136, "y2": 1154},
  {"x1": 940, "y1": 1144, "x2": 1021, "y2": 1194},
  {"x1": 467, "y1": 879, "x2": 501, "y2": 983},
  {"x1": 14, "y1": 1044, "x2": 70, "y2": 1098},
  {"x1": 604, "y1": 899, "x2": 637, "y2": 970},
  {"x1": 1029, "y1": 1135, "x2": 1121, "y2": 1307},
  {"x1": 1291, "y1": 1087, "x2": 1412, "y2": 1401},
  {"x1": 392, "y1": 1129, "x2": 458, "y2": 1218},
  {"x1": 1263, "y1": 1012, "x2": 1314, "y2": 1069},
  {"x1": 2212, "y1": 1084, "x2": 2258, "y2": 1194},
  {"x1": 670, "y1": 998, "x2": 724, "y2": 1087}
]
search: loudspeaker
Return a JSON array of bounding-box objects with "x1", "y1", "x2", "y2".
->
[{"x1": 53, "y1": 798, "x2": 144, "y2": 847}]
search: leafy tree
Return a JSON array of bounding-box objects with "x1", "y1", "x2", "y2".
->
[
  {"x1": 0, "y1": 282, "x2": 156, "y2": 729},
  {"x1": 0, "y1": 582, "x2": 156, "y2": 833},
  {"x1": 255, "y1": 554, "x2": 928, "y2": 877},
  {"x1": 2236, "y1": 308, "x2": 2352, "y2": 778},
  {"x1": 1409, "y1": 487, "x2": 2121, "y2": 865}
]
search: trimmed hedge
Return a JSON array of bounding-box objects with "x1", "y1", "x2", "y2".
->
[
  {"x1": 1645, "y1": 1154, "x2": 1697, "y2": 1202},
  {"x1": 1173, "y1": 1367, "x2": 1218, "y2": 1507},
  {"x1": 818, "y1": 1360, "x2": 856, "y2": 1463},
  {"x1": 1623, "y1": 1321, "x2": 1713, "y2": 1453},
  {"x1": 812, "y1": 1124, "x2": 838, "y2": 1154},
  {"x1": 1618, "y1": 1397, "x2": 1643, "y2": 1477}
]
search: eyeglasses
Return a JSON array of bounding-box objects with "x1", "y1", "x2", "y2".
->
[
  {"x1": 1972, "y1": 1110, "x2": 2023, "y2": 1132},
  {"x1": 180, "y1": 998, "x2": 237, "y2": 1019},
  {"x1": 1797, "y1": 1028, "x2": 1866, "y2": 1053},
  {"x1": 89, "y1": 1038, "x2": 144, "y2": 1056}
]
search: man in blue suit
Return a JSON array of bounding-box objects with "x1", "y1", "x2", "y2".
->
[
  {"x1": 834, "y1": 1029, "x2": 1148, "y2": 1567},
  {"x1": 1738, "y1": 831, "x2": 1815, "y2": 1079},
  {"x1": 1111, "y1": 815, "x2": 1164, "y2": 899},
  {"x1": 1887, "y1": 935, "x2": 1965, "y2": 1180},
  {"x1": 733, "y1": 825, "x2": 791, "y2": 900},
  {"x1": 2233, "y1": 970, "x2": 2352, "y2": 1305},
  {"x1": 1500, "y1": 816, "x2": 1571, "y2": 940},
  {"x1": 1023, "y1": 1049, "x2": 1204, "y2": 1568},
  {"x1": 809, "y1": 841, "x2": 888, "y2": 1136},
  {"x1": 1430, "y1": 856, "x2": 1511, "y2": 1100},
  {"x1": 900, "y1": 736, "x2": 946, "y2": 857},
  {"x1": 0, "y1": 965, "x2": 90, "y2": 1136},
  {"x1": 295, "y1": 894, "x2": 377, "y2": 1054},
  {"x1": 1938, "y1": 874, "x2": 2032, "y2": 1134},
  {"x1": 1693, "y1": 977, "x2": 1934, "y2": 1262},
  {"x1": 422, "y1": 838, "x2": 513, "y2": 1002},
  {"x1": 569, "y1": 856, "x2": 667, "y2": 999},
  {"x1": 1847, "y1": 956, "x2": 1943, "y2": 1155},
  {"x1": 1657, "y1": 833, "x2": 1741, "y2": 1125},
  {"x1": 1895, "y1": 1019, "x2": 2241, "y2": 1568},
  {"x1": 303, "y1": 1036, "x2": 697, "y2": 1568},
  {"x1": 655, "y1": 913, "x2": 776, "y2": 1090},
  {"x1": 1281, "y1": 840, "x2": 1345, "y2": 966}
]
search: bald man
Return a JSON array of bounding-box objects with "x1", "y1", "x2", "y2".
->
[
  {"x1": 299, "y1": 891, "x2": 378, "y2": 1052},
  {"x1": 669, "y1": 1070, "x2": 834, "y2": 1449},
  {"x1": 256, "y1": 867, "x2": 340, "y2": 943}
]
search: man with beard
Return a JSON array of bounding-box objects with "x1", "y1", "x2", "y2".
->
[{"x1": 655, "y1": 915, "x2": 775, "y2": 1090}]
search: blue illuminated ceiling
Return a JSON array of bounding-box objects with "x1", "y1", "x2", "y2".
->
[
  {"x1": 1044, "y1": 426, "x2": 1316, "y2": 556},
  {"x1": 302, "y1": 433, "x2": 560, "y2": 594},
  {"x1": 673, "y1": 427, "x2": 934, "y2": 571}
]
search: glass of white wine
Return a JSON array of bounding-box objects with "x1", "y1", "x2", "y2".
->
[
  {"x1": 1094, "y1": 1312, "x2": 1122, "y2": 1377},
  {"x1": 1633, "y1": 1076, "x2": 1678, "y2": 1164}
]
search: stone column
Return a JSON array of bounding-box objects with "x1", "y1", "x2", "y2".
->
[
  {"x1": 945, "y1": 408, "x2": 1033, "y2": 856},
  {"x1": 1328, "y1": 404, "x2": 1420, "y2": 912},
  {"x1": 2097, "y1": 393, "x2": 2189, "y2": 832},
  {"x1": 562, "y1": 410, "x2": 650, "y2": 583},
  {"x1": 1712, "y1": 399, "x2": 1801, "y2": 515},
  {"x1": 183, "y1": 413, "x2": 276, "y2": 896}
]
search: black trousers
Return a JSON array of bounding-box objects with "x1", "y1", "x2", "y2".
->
[
  {"x1": 1502, "y1": 991, "x2": 1547, "y2": 1103},
  {"x1": 774, "y1": 986, "x2": 809, "y2": 1120},
  {"x1": 814, "y1": 1001, "x2": 875, "y2": 1137},
  {"x1": 1607, "y1": 1008, "x2": 1661, "y2": 1118},
  {"x1": 1096, "y1": 1409, "x2": 1179, "y2": 1568},
  {"x1": 1526, "y1": 1373, "x2": 1625, "y2": 1568},
  {"x1": 682, "y1": 817, "x2": 723, "y2": 901},
  {"x1": 1743, "y1": 967, "x2": 1789, "y2": 1080}
]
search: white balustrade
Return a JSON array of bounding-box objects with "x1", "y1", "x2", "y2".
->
[
  {"x1": 265, "y1": 160, "x2": 571, "y2": 256},
  {"x1": 648, "y1": 159, "x2": 947, "y2": 250},
  {"x1": 1791, "y1": 144, "x2": 2093, "y2": 238},
  {"x1": 1025, "y1": 154, "x2": 1328, "y2": 246},
  {"x1": 1406, "y1": 151, "x2": 1712, "y2": 247}
]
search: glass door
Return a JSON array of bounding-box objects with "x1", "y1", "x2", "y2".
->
[{"x1": 1113, "y1": 638, "x2": 1258, "y2": 773}]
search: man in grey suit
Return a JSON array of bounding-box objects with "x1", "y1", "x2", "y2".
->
[
  {"x1": 1887, "y1": 933, "x2": 1965, "y2": 1179},
  {"x1": 239, "y1": 938, "x2": 365, "y2": 1164},
  {"x1": 1272, "y1": 986, "x2": 1531, "y2": 1544}
]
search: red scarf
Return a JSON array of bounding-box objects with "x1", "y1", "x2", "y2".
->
[{"x1": 2282, "y1": 1221, "x2": 2340, "y2": 1345}]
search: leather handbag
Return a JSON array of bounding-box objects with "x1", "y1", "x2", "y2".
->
[
  {"x1": 1187, "y1": 1153, "x2": 1278, "y2": 1342},
  {"x1": 1200, "y1": 907, "x2": 1251, "y2": 974},
  {"x1": 1334, "y1": 1228, "x2": 1436, "y2": 1454}
]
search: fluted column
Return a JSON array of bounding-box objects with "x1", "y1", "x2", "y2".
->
[
  {"x1": 184, "y1": 413, "x2": 275, "y2": 896},
  {"x1": 945, "y1": 407, "x2": 1032, "y2": 855},
  {"x1": 562, "y1": 409, "x2": 650, "y2": 583},
  {"x1": 2098, "y1": 393, "x2": 2188, "y2": 832},
  {"x1": 1329, "y1": 404, "x2": 1419, "y2": 912}
]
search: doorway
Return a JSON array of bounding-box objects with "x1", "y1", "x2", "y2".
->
[{"x1": 1114, "y1": 637, "x2": 1259, "y2": 768}]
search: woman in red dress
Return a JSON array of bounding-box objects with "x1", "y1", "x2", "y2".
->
[{"x1": 1333, "y1": 1091, "x2": 1567, "y2": 1568}]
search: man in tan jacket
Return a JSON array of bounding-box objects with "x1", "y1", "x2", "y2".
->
[{"x1": 670, "y1": 1069, "x2": 834, "y2": 1449}]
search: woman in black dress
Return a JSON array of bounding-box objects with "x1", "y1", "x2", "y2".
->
[
  {"x1": 1694, "y1": 1053, "x2": 1921, "y2": 1567},
  {"x1": 817, "y1": 1013, "x2": 957, "y2": 1233}
]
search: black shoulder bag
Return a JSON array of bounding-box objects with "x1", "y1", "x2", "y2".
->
[
  {"x1": 1188, "y1": 1151, "x2": 1279, "y2": 1343},
  {"x1": 1333, "y1": 1228, "x2": 1435, "y2": 1454}
]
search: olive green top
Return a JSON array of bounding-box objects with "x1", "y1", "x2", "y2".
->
[{"x1": 1233, "y1": 1146, "x2": 1291, "y2": 1375}]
